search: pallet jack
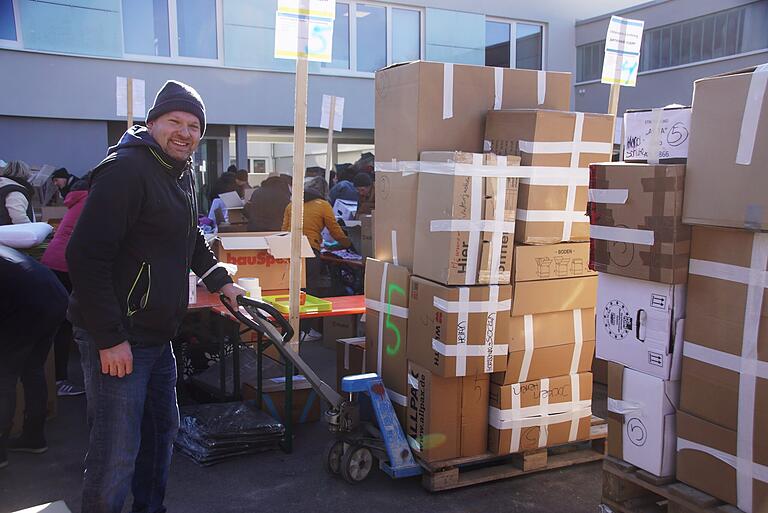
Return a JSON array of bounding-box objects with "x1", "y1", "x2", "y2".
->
[{"x1": 221, "y1": 295, "x2": 422, "y2": 483}]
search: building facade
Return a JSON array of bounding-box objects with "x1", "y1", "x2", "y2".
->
[{"x1": 575, "y1": 0, "x2": 768, "y2": 114}]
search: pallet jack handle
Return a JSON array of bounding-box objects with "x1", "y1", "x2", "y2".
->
[{"x1": 220, "y1": 295, "x2": 345, "y2": 410}]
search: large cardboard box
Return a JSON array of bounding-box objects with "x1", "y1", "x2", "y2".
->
[
  {"x1": 679, "y1": 226, "x2": 768, "y2": 433},
  {"x1": 677, "y1": 410, "x2": 768, "y2": 513},
  {"x1": 323, "y1": 314, "x2": 359, "y2": 350},
  {"x1": 414, "y1": 152, "x2": 520, "y2": 286},
  {"x1": 623, "y1": 106, "x2": 691, "y2": 163},
  {"x1": 499, "y1": 309, "x2": 596, "y2": 386},
  {"x1": 407, "y1": 277, "x2": 512, "y2": 378},
  {"x1": 375, "y1": 61, "x2": 572, "y2": 162},
  {"x1": 589, "y1": 162, "x2": 690, "y2": 284},
  {"x1": 512, "y1": 242, "x2": 595, "y2": 282},
  {"x1": 484, "y1": 109, "x2": 614, "y2": 245},
  {"x1": 336, "y1": 337, "x2": 366, "y2": 391},
  {"x1": 488, "y1": 372, "x2": 593, "y2": 455},
  {"x1": 607, "y1": 363, "x2": 679, "y2": 477},
  {"x1": 364, "y1": 259, "x2": 410, "y2": 406},
  {"x1": 214, "y1": 232, "x2": 313, "y2": 289},
  {"x1": 596, "y1": 273, "x2": 686, "y2": 380},
  {"x1": 496, "y1": 275, "x2": 598, "y2": 386},
  {"x1": 683, "y1": 66, "x2": 768, "y2": 231},
  {"x1": 242, "y1": 375, "x2": 320, "y2": 424},
  {"x1": 374, "y1": 167, "x2": 418, "y2": 270},
  {"x1": 406, "y1": 361, "x2": 489, "y2": 463}
]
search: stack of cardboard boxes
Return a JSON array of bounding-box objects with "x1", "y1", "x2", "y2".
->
[
  {"x1": 482, "y1": 107, "x2": 613, "y2": 456},
  {"x1": 590, "y1": 159, "x2": 689, "y2": 478},
  {"x1": 674, "y1": 66, "x2": 768, "y2": 512},
  {"x1": 370, "y1": 61, "x2": 576, "y2": 463}
]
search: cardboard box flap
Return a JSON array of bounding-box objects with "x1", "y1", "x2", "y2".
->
[
  {"x1": 263, "y1": 375, "x2": 313, "y2": 392},
  {"x1": 266, "y1": 233, "x2": 315, "y2": 258},
  {"x1": 219, "y1": 235, "x2": 271, "y2": 251},
  {"x1": 700, "y1": 64, "x2": 768, "y2": 82},
  {"x1": 338, "y1": 336, "x2": 365, "y2": 347}
]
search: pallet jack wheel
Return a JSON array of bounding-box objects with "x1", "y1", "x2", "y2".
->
[
  {"x1": 340, "y1": 445, "x2": 374, "y2": 484},
  {"x1": 323, "y1": 440, "x2": 345, "y2": 475}
]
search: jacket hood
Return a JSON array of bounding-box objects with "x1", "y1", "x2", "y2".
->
[
  {"x1": 64, "y1": 189, "x2": 88, "y2": 208},
  {"x1": 0, "y1": 176, "x2": 35, "y2": 197},
  {"x1": 109, "y1": 125, "x2": 189, "y2": 175},
  {"x1": 303, "y1": 176, "x2": 328, "y2": 203}
]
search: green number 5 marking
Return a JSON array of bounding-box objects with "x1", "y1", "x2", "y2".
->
[{"x1": 385, "y1": 283, "x2": 405, "y2": 356}]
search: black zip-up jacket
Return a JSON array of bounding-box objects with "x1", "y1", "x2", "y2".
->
[{"x1": 66, "y1": 126, "x2": 232, "y2": 350}]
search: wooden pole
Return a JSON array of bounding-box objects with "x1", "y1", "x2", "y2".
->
[
  {"x1": 608, "y1": 83, "x2": 621, "y2": 160},
  {"x1": 288, "y1": 57, "x2": 309, "y2": 352},
  {"x1": 127, "y1": 77, "x2": 134, "y2": 129},
  {"x1": 325, "y1": 96, "x2": 336, "y2": 185}
]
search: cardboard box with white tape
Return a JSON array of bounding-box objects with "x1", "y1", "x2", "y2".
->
[
  {"x1": 683, "y1": 65, "x2": 768, "y2": 231},
  {"x1": 407, "y1": 277, "x2": 512, "y2": 378},
  {"x1": 607, "y1": 362, "x2": 680, "y2": 478},
  {"x1": 484, "y1": 109, "x2": 614, "y2": 245},
  {"x1": 413, "y1": 152, "x2": 520, "y2": 286},
  {"x1": 512, "y1": 241, "x2": 595, "y2": 282},
  {"x1": 488, "y1": 372, "x2": 593, "y2": 455},
  {"x1": 596, "y1": 273, "x2": 685, "y2": 380},
  {"x1": 406, "y1": 360, "x2": 490, "y2": 463},
  {"x1": 589, "y1": 162, "x2": 690, "y2": 284}
]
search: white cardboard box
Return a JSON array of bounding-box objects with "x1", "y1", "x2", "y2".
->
[
  {"x1": 596, "y1": 273, "x2": 685, "y2": 380},
  {"x1": 608, "y1": 362, "x2": 680, "y2": 477}
]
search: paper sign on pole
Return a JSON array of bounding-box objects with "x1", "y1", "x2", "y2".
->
[
  {"x1": 275, "y1": 0, "x2": 335, "y2": 62},
  {"x1": 321, "y1": 95, "x2": 344, "y2": 132},
  {"x1": 116, "y1": 77, "x2": 146, "y2": 118},
  {"x1": 601, "y1": 16, "x2": 644, "y2": 87},
  {"x1": 624, "y1": 108, "x2": 691, "y2": 161}
]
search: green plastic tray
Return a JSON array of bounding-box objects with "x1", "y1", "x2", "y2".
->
[{"x1": 262, "y1": 294, "x2": 333, "y2": 315}]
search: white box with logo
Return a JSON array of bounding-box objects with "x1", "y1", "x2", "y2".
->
[{"x1": 596, "y1": 273, "x2": 685, "y2": 380}]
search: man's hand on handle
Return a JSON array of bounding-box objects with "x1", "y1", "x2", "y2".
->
[
  {"x1": 99, "y1": 341, "x2": 133, "y2": 378},
  {"x1": 219, "y1": 282, "x2": 247, "y2": 307}
]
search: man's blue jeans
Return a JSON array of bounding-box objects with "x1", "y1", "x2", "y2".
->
[{"x1": 74, "y1": 328, "x2": 179, "y2": 513}]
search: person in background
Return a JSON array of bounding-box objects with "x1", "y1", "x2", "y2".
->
[
  {"x1": 66, "y1": 80, "x2": 243, "y2": 513},
  {"x1": 328, "y1": 166, "x2": 359, "y2": 206},
  {"x1": 234, "y1": 169, "x2": 249, "y2": 200},
  {"x1": 354, "y1": 152, "x2": 375, "y2": 177},
  {"x1": 210, "y1": 166, "x2": 237, "y2": 203},
  {"x1": 305, "y1": 166, "x2": 326, "y2": 179},
  {"x1": 51, "y1": 168, "x2": 77, "y2": 201},
  {"x1": 0, "y1": 160, "x2": 35, "y2": 225},
  {"x1": 0, "y1": 245, "x2": 69, "y2": 469},
  {"x1": 40, "y1": 178, "x2": 90, "y2": 397},
  {"x1": 355, "y1": 171, "x2": 375, "y2": 217},
  {"x1": 244, "y1": 174, "x2": 291, "y2": 232}
]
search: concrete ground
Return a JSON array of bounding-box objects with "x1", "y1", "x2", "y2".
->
[{"x1": 0, "y1": 342, "x2": 607, "y2": 513}]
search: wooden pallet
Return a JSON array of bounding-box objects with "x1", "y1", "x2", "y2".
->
[
  {"x1": 419, "y1": 415, "x2": 607, "y2": 492},
  {"x1": 601, "y1": 456, "x2": 745, "y2": 513}
]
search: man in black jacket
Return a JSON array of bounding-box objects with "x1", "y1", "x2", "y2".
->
[{"x1": 67, "y1": 80, "x2": 243, "y2": 513}]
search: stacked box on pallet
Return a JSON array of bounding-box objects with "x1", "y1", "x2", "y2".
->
[
  {"x1": 372, "y1": 60, "x2": 573, "y2": 464},
  {"x1": 589, "y1": 160, "x2": 690, "y2": 478},
  {"x1": 675, "y1": 65, "x2": 768, "y2": 513},
  {"x1": 482, "y1": 108, "x2": 614, "y2": 455}
]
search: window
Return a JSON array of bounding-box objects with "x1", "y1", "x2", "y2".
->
[
  {"x1": 0, "y1": 0, "x2": 16, "y2": 41},
  {"x1": 176, "y1": 0, "x2": 217, "y2": 59},
  {"x1": 426, "y1": 8, "x2": 485, "y2": 65},
  {"x1": 122, "y1": 0, "x2": 170, "y2": 56},
  {"x1": 322, "y1": 2, "x2": 350, "y2": 70},
  {"x1": 486, "y1": 21, "x2": 511, "y2": 68},
  {"x1": 577, "y1": 1, "x2": 768, "y2": 81},
  {"x1": 392, "y1": 8, "x2": 420, "y2": 63},
  {"x1": 356, "y1": 3, "x2": 386, "y2": 72},
  {"x1": 516, "y1": 23, "x2": 542, "y2": 70}
]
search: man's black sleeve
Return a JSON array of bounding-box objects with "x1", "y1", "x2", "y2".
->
[
  {"x1": 66, "y1": 161, "x2": 143, "y2": 349},
  {"x1": 190, "y1": 227, "x2": 232, "y2": 292}
]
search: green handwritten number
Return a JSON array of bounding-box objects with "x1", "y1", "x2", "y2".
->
[{"x1": 385, "y1": 283, "x2": 405, "y2": 356}]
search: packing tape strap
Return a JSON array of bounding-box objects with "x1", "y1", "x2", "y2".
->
[
  {"x1": 523, "y1": 171, "x2": 589, "y2": 187},
  {"x1": 489, "y1": 399, "x2": 592, "y2": 422},
  {"x1": 688, "y1": 259, "x2": 768, "y2": 288},
  {"x1": 677, "y1": 437, "x2": 768, "y2": 485},
  {"x1": 683, "y1": 341, "x2": 768, "y2": 379},
  {"x1": 569, "y1": 373, "x2": 581, "y2": 442},
  {"x1": 491, "y1": 405, "x2": 592, "y2": 431},
  {"x1": 387, "y1": 388, "x2": 407, "y2": 407},
  {"x1": 443, "y1": 63, "x2": 454, "y2": 120},
  {"x1": 407, "y1": 373, "x2": 419, "y2": 389},
  {"x1": 537, "y1": 70, "x2": 546, "y2": 105},
  {"x1": 466, "y1": 174, "x2": 484, "y2": 285},
  {"x1": 590, "y1": 225, "x2": 655, "y2": 246},
  {"x1": 736, "y1": 64, "x2": 768, "y2": 166},
  {"x1": 431, "y1": 339, "x2": 509, "y2": 358},
  {"x1": 494, "y1": 67, "x2": 504, "y2": 110},
  {"x1": 607, "y1": 398, "x2": 642, "y2": 415},
  {"x1": 376, "y1": 263, "x2": 390, "y2": 375},
  {"x1": 647, "y1": 108, "x2": 664, "y2": 165},
  {"x1": 391, "y1": 230, "x2": 399, "y2": 266},
  {"x1": 516, "y1": 209, "x2": 590, "y2": 223},
  {"x1": 365, "y1": 298, "x2": 409, "y2": 319},
  {"x1": 588, "y1": 188, "x2": 629, "y2": 204},
  {"x1": 570, "y1": 310, "x2": 584, "y2": 375},
  {"x1": 433, "y1": 296, "x2": 512, "y2": 314},
  {"x1": 537, "y1": 378, "x2": 551, "y2": 448},
  {"x1": 488, "y1": 176, "x2": 510, "y2": 284},
  {"x1": 484, "y1": 286, "x2": 500, "y2": 373},
  {"x1": 520, "y1": 314, "x2": 535, "y2": 382},
  {"x1": 518, "y1": 140, "x2": 613, "y2": 156}
]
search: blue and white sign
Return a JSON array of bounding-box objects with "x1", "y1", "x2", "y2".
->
[
  {"x1": 275, "y1": 0, "x2": 335, "y2": 62},
  {"x1": 601, "y1": 16, "x2": 645, "y2": 87}
]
